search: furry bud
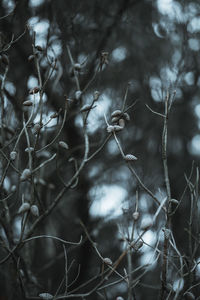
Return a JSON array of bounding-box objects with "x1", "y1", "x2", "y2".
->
[
  {"x1": 124, "y1": 154, "x2": 138, "y2": 161},
  {"x1": 20, "y1": 169, "x2": 31, "y2": 181},
  {"x1": 30, "y1": 205, "x2": 39, "y2": 217},
  {"x1": 39, "y1": 293, "x2": 53, "y2": 299},
  {"x1": 75, "y1": 90, "x2": 82, "y2": 100},
  {"x1": 10, "y1": 151, "x2": 17, "y2": 161},
  {"x1": 18, "y1": 202, "x2": 30, "y2": 214}
]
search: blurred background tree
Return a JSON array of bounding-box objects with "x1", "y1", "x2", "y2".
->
[{"x1": 0, "y1": 0, "x2": 200, "y2": 299}]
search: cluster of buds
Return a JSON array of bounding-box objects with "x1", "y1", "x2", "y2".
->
[
  {"x1": 107, "y1": 110, "x2": 129, "y2": 133},
  {"x1": 18, "y1": 202, "x2": 39, "y2": 217},
  {"x1": 107, "y1": 109, "x2": 130, "y2": 133}
]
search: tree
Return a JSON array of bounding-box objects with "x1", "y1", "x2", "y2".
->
[{"x1": 0, "y1": 0, "x2": 200, "y2": 299}]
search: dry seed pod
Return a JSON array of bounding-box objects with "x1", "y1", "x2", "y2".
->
[
  {"x1": 10, "y1": 151, "x2": 17, "y2": 161},
  {"x1": 29, "y1": 87, "x2": 40, "y2": 94},
  {"x1": 23, "y1": 100, "x2": 33, "y2": 106},
  {"x1": 39, "y1": 293, "x2": 53, "y2": 300},
  {"x1": 75, "y1": 90, "x2": 82, "y2": 100},
  {"x1": 80, "y1": 104, "x2": 92, "y2": 112},
  {"x1": 124, "y1": 154, "x2": 138, "y2": 161},
  {"x1": 59, "y1": 141, "x2": 69, "y2": 150},
  {"x1": 118, "y1": 118, "x2": 125, "y2": 128},
  {"x1": 111, "y1": 110, "x2": 122, "y2": 118},
  {"x1": 20, "y1": 169, "x2": 31, "y2": 181},
  {"x1": 30, "y1": 205, "x2": 39, "y2": 217},
  {"x1": 18, "y1": 202, "x2": 30, "y2": 214},
  {"x1": 103, "y1": 257, "x2": 113, "y2": 265},
  {"x1": 132, "y1": 211, "x2": 140, "y2": 221}
]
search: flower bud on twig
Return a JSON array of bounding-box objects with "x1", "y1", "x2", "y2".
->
[
  {"x1": 20, "y1": 169, "x2": 31, "y2": 181},
  {"x1": 18, "y1": 202, "x2": 30, "y2": 214},
  {"x1": 30, "y1": 205, "x2": 39, "y2": 217},
  {"x1": 132, "y1": 211, "x2": 140, "y2": 221},
  {"x1": 103, "y1": 257, "x2": 113, "y2": 265},
  {"x1": 59, "y1": 141, "x2": 69, "y2": 150},
  {"x1": 124, "y1": 154, "x2": 138, "y2": 161},
  {"x1": 10, "y1": 151, "x2": 17, "y2": 161}
]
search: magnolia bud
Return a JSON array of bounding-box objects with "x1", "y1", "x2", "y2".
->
[
  {"x1": 103, "y1": 257, "x2": 113, "y2": 265},
  {"x1": 35, "y1": 45, "x2": 43, "y2": 51},
  {"x1": 124, "y1": 154, "x2": 138, "y2": 161},
  {"x1": 75, "y1": 90, "x2": 82, "y2": 100},
  {"x1": 74, "y1": 63, "x2": 81, "y2": 71},
  {"x1": 80, "y1": 104, "x2": 92, "y2": 112},
  {"x1": 18, "y1": 202, "x2": 30, "y2": 214},
  {"x1": 59, "y1": 141, "x2": 69, "y2": 150},
  {"x1": 170, "y1": 198, "x2": 179, "y2": 205},
  {"x1": 25, "y1": 147, "x2": 34, "y2": 153},
  {"x1": 94, "y1": 91, "x2": 100, "y2": 100},
  {"x1": 111, "y1": 110, "x2": 122, "y2": 118},
  {"x1": 30, "y1": 205, "x2": 39, "y2": 217},
  {"x1": 20, "y1": 169, "x2": 31, "y2": 181},
  {"x1": 39, "y1": 293, "x2": 53, "y2": 299},
  {"x1": 132, "y1": 211, "x2": 140, "y2": 221},
  {"x1": 10, "y1": 151, "x2": 17, "y2": 161}
]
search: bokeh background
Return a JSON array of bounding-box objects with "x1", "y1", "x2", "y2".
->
[{"x1": 0, "y1": 0, "x2": 200, "y2": 299}]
